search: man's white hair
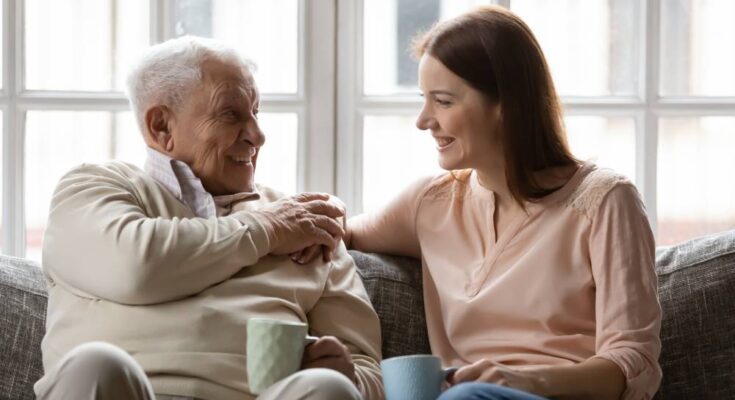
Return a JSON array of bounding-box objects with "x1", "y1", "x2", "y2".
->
[{"x1": 126, "y1": 35, "x2": 256, "y2": 132}]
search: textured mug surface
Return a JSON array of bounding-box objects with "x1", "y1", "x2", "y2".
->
[
  {"x1": 381, "y1": 355, "x2": 446, "y2": 400},
  {"x1": 247, "y1": 318, "x2": 309, "y2": 395}
]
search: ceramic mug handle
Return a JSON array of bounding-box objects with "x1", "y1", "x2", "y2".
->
[{"x1": 443, "y1": 366, "x2": 459, "y2": 382}]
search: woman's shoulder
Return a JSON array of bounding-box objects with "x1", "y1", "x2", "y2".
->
[
  {"x1": 421, "y1": 169, "x2": 473, "y2": 200},
  {"x1": 563, "y1": 164, "x2": 637, "y2": 219}
]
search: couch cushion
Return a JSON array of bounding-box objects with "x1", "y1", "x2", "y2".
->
[
  {"x1": 655, "y1": 230, "x2": 735, "y2": 399},
  {"x1": 350, "y1": 251, "x2": 431, "y2": 359},
  {"x1": 0, "y1": 255, "x2": 47, "y2": 400}
]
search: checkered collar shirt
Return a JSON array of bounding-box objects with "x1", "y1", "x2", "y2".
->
[{"x1": 143, "y1": 147, "x2": 260, "y2": 218}]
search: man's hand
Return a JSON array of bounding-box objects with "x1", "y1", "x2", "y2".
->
[
  {"x1": 289, "y1": 195, "x2": 348, "y2": 264},
  {"x1": 256, "y1": 193, "x2": 345, "y2": 257},
  {"x1": 301, "y1": 336, "x2": 356, "y2": 383},
  {"x1": 451, "y1": 359, "x2": 549, "y2": 396}
]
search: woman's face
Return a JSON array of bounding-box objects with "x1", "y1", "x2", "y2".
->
[{"x1": 416, "y1": 54, "x2": 503, "y2": 172}]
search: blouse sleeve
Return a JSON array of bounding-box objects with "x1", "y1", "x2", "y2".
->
[
  {"x1": 589, "y1": 183, "x2": 663, "y2": 400},
  {"x1": 348, "y1": 175, "x2": 437, "y2": 259}
]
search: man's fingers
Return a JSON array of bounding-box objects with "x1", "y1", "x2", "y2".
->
[
  {"x1": 304, "y1": 337, "x2": 345, "y2": 359},
  {"x1": 301, "y1": 356, "x2": 345, "y2": 370},
  {"x1": 292, "y1": 192, "x2": 330, "y2": 203},
  {"x1": 294, "y1": 245, "x2": 321, "y2": 264},
  {"x1": 303, "y1": 200, "x2": 345, "y2": 219}
]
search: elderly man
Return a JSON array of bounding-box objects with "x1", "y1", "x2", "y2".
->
[{"x1": 34, "y1": 36, "x2": 383, "y2": 400}]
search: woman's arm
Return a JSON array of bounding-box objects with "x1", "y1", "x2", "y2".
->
[
  {"x1": 587, "y1": 183, "x2": 662, "y2": 399},
  {"x1": 531, "y1": 358, "x2": 625, "y2": 400},
  {"x1": 347, "y1": 175, "x2": 437, "y2": 258},
  {"x1": 452, "y1": 357, "x2": 624, "y2": 400}
]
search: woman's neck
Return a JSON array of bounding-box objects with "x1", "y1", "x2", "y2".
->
[{"x1": 475, "y1": 167, "x2": 515, "y2": 208}]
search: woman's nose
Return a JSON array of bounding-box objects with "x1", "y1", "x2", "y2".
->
[{"x1": 416, "y1": 107, "x2": 436, "y2": 131}]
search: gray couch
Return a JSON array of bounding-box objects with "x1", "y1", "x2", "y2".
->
[{"x1": 2, "y1": 231, "x2": 734, "y2": 399}]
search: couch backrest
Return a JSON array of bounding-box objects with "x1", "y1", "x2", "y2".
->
[
  {"x1": 655, "y1": 230, "x2": 735, "y2": 399},
  {"x1": 0, "y1": 255, "x2": 46, "y2": 400}
]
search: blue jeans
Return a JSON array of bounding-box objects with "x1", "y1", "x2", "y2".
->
[{"x1": 438, "y1": 382, "x2": 549, "y2": 400}]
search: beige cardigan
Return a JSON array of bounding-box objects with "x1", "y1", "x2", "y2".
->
[{"x1": 36, "y1": 161, "x2": 384, "y2": 400}]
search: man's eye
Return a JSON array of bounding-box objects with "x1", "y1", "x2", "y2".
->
[{"x1": 222, "y1": 110, "x2": 239, "y2": 119}]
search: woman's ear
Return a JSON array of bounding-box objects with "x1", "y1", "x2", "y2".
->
[{"x1": 144, "y1": 105, "x2": 175, "y2": 153}]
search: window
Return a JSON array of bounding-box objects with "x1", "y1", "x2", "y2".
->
[
  {"x1": 2, "y1": 0, "x2": 733, "y2": 261},
  {"x1": 2, "y1": 0, "x2": 335, "y2": 261},
  {"x1": 337, "y1": 0, "x2": 735, "y2": 246}
]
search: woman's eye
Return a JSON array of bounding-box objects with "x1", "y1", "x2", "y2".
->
[{"x1": 435, "y1": 99, "x2": 451, "y2": 106}]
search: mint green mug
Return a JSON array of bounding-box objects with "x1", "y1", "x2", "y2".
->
[{"x1": 246, "y1": 318, "x2": 318, "y2": 394}]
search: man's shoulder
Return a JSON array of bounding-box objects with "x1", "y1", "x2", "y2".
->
[
  {"x1": 63, "y1": 160, "x2": 146, "y2": 181},
  {"x1": 56, "y1": 161, "x2": 163, "y2": 199}
]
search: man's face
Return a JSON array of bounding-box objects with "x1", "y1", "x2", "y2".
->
[{"x1": 168, "y1": 57, "x2": 265, "y2": 195}]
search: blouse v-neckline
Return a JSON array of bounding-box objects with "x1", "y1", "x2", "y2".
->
[{"x1": 464, "y1": 163, "x2": 591, "y2": 297}]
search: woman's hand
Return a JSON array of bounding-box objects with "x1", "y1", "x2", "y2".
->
[
  {"x1": 451, "y1": 359, "x2": 550, "y2": 396},
  {"x1": 301, "y1": 336, "x2": 356, "y2": 383}
]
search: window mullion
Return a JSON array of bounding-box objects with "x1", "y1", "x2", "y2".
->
[
  {"x1": 2, "y1": 0, "x2": 25, "y2": 257},
  {"x1": 336, "y1": 0, "x2": 362, "y2": 211},
  {"x1": 302, "y1": 0, "x2": 336, "y2": 194},
  {"x1": 641, "y1": 0, "x2": 660, "y2": 235}
]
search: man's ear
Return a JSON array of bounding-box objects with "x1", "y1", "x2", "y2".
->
[{"x1": 144, "y1": 105, "x2": 175, "y2": 153}]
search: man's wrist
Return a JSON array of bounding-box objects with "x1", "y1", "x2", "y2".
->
[{"x1": 252, "y1": 212, "x2": 277, "y2": 252}]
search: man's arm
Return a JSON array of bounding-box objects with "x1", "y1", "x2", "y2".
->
[
  {"x1": 305, "y1": 244, "x2": 384, "y2": 400},
  {"x1": 44, "y1": 163, "x2": 342, "y2": 305}
]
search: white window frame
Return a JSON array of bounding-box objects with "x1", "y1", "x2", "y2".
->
[
  {"x1": 336, "y1": 0, "x2": 735, "y2": 238},
  {"x1": 1, "y1": 0, "x2": 337, "y2": 258}
]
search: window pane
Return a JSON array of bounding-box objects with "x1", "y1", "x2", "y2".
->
[
  {"x1": 512, "y1": 0, "x2": 640, "y2": 97},
  {"x1": 25, "y1": 110, "x2": 295, "y2": 261},
  {"x1": 364, "y1": 0, "x2": 491, "y2": 96},
  {"x1": 172, "y1": 0, "x2": 298, "y2": 94},
  {"x1": 658, "y1": 117, "x2": 735, "y2": 246},
  {"x1": 256, "y1": 113, "x2": 298, "y2": 194},
  {"x1": 565, "y1": 116, "x2": 636, "y2": 183},
  {"x1": 25, "y1": 0, "x2": 150, "y2": 91},
  {"x1": 25, "y1": 111, "x2": 142, "y2": 262},
  {"x1": 660, "y1": 0, "x2": 735, "y2": 96},
  {"x1": 362, "y1": 115, "x2": 443, "y2": 212}
]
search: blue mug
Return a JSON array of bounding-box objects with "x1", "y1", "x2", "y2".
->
[{"x1": 381, "y1": 355, "x2": 457, "y2": 400}]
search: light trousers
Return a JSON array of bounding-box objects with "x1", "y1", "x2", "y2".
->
[{"x1": 35, "y1": 342, "x2": 362, "y2": 400}]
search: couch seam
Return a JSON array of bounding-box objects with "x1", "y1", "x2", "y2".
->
[{"x1": 657, "y1": 249, "x2": 735, "y2": 276}]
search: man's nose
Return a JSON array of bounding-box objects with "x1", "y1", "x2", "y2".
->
[{"x1": 241, "y1": 119, "x2": 266, "y2": 147}]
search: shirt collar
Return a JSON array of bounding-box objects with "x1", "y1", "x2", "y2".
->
[{"x1": 143, "y1": 147, "x2": 260, "y2": 217}]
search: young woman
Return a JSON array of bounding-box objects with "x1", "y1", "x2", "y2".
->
[{"x1": 347, "y1": 6, "x2": 661, "y2": 400}]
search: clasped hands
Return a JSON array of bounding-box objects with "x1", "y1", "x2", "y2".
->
[
  {"x1": 448, "y1": 359, "x2": 550, "y2": 396},
  {"x1": 256, "y1": 192, "x2": 347, "y2": 263}
]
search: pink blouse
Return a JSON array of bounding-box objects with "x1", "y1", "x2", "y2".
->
[{"x1": 350, "y1": 163, "x2": 662, "y2": 399}]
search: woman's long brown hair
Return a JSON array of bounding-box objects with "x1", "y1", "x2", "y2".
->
[{"x1": 414, "y1": 6, "x2": 578, "y2": 205}]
